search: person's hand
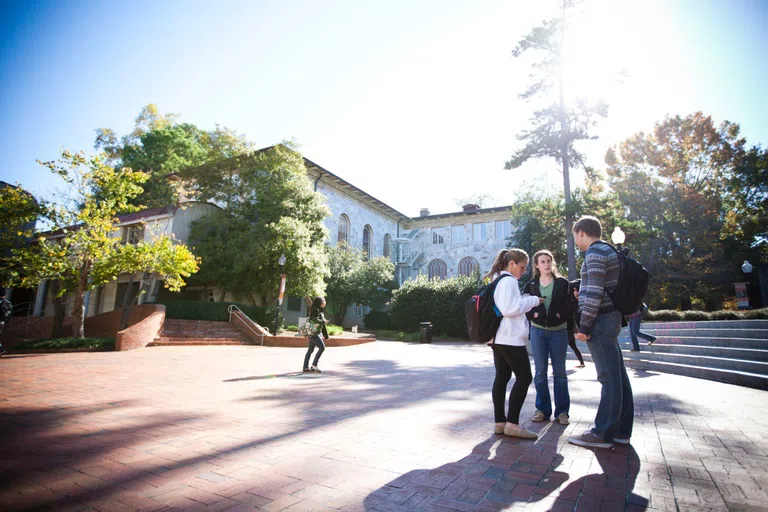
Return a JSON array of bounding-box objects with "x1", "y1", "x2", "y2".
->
[
  {"x1": 575, "y1": 332, "x2": 590, "y2": 341},
  {"x1": 533, "y1": 312, "x2": 539, "y2": 318},
  {"x1": 538, "y1": 297, "x2": 546, "y2": 304}
]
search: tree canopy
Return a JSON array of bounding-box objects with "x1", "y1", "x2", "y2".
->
[{"x1": 188, "y1": 145, "x2": 331, "y2": 307}]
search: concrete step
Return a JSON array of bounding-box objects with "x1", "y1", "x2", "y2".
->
[
  {"x1": 643, "y1": 319, "x2": 768, "y2": 330},
  {"x1": 645, "y1": 343, "x2": 768, "y2": 362},
  {"x1": 566, "y1": 351, "x2": 768, "y2": 390},
  {"x1": 149, "y1": 338, "x2": 252, "y2": 346},
  {"x1": 639, "y1": 336, "x2": 768, "y2": 350},
  {"x1": 640, "y1": 328, "x2": 768, "y2": 340}
]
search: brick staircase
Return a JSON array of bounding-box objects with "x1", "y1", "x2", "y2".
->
[
  {"x1": 567, "y1": 319, "x2": 768, "y2": 390},
  {"x1": 149, "y1": 319, "x2": 252, "y2": 346}
]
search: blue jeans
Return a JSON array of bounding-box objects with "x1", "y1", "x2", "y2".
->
[
  {"x1": 530, "y1": 326, "x2": 570, "y2": 418},
  {"x1": 629, "y1": 314, "x2": 657, "y2": 350},
  {"x1": 303, "y1": 334, "x2": 325, "y2": 369},
  {"x1": 587, "y1": 311, "x2": 634, "y2": 441}
]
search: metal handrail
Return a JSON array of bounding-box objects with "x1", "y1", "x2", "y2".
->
[{"x1": 227, "y1": 304, "x2": 265, "y2": 346}]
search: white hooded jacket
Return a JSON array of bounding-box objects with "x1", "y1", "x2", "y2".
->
[{"x1": 492, "y1": 271, "x2": 541, "y2": 346}]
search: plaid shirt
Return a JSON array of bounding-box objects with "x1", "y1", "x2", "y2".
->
[{"x1": 578, "y1": 241, "x2": 620, "y2": 335}]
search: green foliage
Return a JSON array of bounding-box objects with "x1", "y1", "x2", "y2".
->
[
  {"x1": 0, "y1": 184, "x2": 43, "y2": 287},
  {"x1": 15, "y1": 337, "x2": 115, "y2": 350},
  {"x1": 188, "y1": 145, "x2": 331, "y2": 305},
  {"x1": 389, "y1": 274, "x2": 480, "y2": 338},
  {"x1": 605, "y1": 112, "x2": 763, "y2": 310},
  {"x1": 94, "y1": 104, "x2": 254, "y2": 208},
  {"x1": 325, "y1": 244, "x2": 395, "y2": 324},
  {"x1": 367, "y1": 330, "x2": 422, "y2": 342},
  {"x1": 285, "y1": 324, "x2": 343, "y2": 335},
  {"x1": 8, "y1": 150, "x2": 199, "y2": 338},
  {"x1": 645, "y1": 308, "x2": 768, "y2": 322},
  {"x1": 362, "y1": 310, "x2": 393, "y2": 330},
  {"x1": 153, "y1": 299, "x2": 280, "y2": 326}
]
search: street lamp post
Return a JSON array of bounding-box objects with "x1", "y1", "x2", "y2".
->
[
  {"x1": 611, "y1": 226, "x2": 626, "y2": 252},
  {"x1": 273, "y1": 253, "x2": 286, "y2": 335},
  {"x1": 742, "y1": 260, "x2": 754, "y2": 309}
]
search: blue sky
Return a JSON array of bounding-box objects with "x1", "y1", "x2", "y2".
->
[{"x1": 1, "y1": 0, "x2": 766, "y2": 216}]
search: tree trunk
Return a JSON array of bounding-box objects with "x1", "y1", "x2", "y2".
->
[
  {"x1": 49, "y1": 280, "x2": 66, "y2": 338},
  {"x1": 218, "y1": 289, "x2": 226, "y2": 302},
  {"x1": 559, "y1": 1, "x2": 577, "y2": 280},
  {"x1": 71, "y1": 263, "x2": 92, "y2": 339},
  {"x1": 336, "y1": 301, "x2": 348, "y2": 325},
  {"x1": 120, "y1": 272, "x2": 152, "y2": 330}
]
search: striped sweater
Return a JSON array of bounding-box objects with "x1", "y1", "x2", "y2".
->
[{"x1": 578, "y1": 241, "x2": 620, "y2": 335}]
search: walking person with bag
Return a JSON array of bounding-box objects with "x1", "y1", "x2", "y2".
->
[
  {"x1": 568, "y1": 216, "x2": 635, "y2": 449},
  {"x1": 485, "y1": 249, "x2": 544, "y2": 439},
  {"x1": 0, "y1": 292, "x2": 12, "y2": 357},
  {"x1": 524, "y1": 250, "x2": 577, "y2": 425},
  {"x1": 302, "y1": 296, "x2": 330, "y2": 373},
  {"x1": 567, "y1": 279, "x2": 586, "y2": 368},
  {"x1": 628, "y1": 302, "x2": 656, "y2": 351}
]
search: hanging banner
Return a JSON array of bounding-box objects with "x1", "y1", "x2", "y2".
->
[
  {"x1": 278, "y1": 274, "x2": 287, "y2": 305},
  {"x1": 734, "y1": 282, "x2": 749, "y2": 309}
]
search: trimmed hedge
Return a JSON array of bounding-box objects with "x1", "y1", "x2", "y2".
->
[
  {"x1": 645, "y1": 307, "x2": 768, "y2": 322},
  {"x1": 151, "y1": 300, "x2": 282, "y2": 328},
  {"x1": 389, "y1": 274, "x2": 480, "y2": 338},
  {"x1": 15, "y1": 337, "x2": 115, "y2": 350},
  {"x1": 363, "y1": 310, "x2": 393, "y2": 330}
]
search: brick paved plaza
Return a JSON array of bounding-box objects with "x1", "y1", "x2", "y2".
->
[{"x1": 2, "y1": 341, "x2": 768, "y2": 512}]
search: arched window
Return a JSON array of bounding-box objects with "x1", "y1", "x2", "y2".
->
[
  {"x1": 383, "y1": 234, "x2": 391, "y2": 258},
  {"x1": 458, "y1": 257, "x2": 480, "y2": 277},
  {"x1": 362, "y1": 225, "x2": 373, "y2": 259},
  {"x1": 337, "y1": 214, "x2": 350, "y2": 246},
  {"x1": 428, "y1": 259, "x2": 447, "y2": 281}
]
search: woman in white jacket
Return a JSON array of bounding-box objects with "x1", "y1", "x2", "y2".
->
[{"x1": 486, "y1": 249, "x2": 544, "y2": 439}]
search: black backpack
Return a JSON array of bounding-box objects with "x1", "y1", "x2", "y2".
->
[
  {"x1": 465, "y1": 274, "x2": 511, "y2": 343},
  {"x1": 595, "y1": 242, "x2": 650, "y2": 316}
]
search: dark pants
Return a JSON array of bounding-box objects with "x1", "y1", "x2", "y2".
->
[
  {"x1": 567, "y1": 326, "x2": 585, "y2": 364},
  {"x1": 587, "y1": 311, "x2": 634, "y2": 442},
  {"x1": 303, "y1": 334, "x2": 325, "y2": 369},
  {"x1": 491, "y1": 344, "x2": 532, "y2": 424},
  {"x1": 629, "y1": 314, "x2": 657, "y2": 350}
]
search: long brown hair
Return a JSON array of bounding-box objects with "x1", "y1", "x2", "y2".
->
[
  {"x1": 484, "y1": 248, "x2": 529, "y2": 280},
  {"x1": 532, "y1": 249, "x2": 562, "y2": 279}
]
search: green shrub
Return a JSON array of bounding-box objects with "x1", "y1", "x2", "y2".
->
[
  {"x1": 645, "y1": 307, "x2": 768, "y2": 322},
  {"x1": 369, "y1": 330, "x2": 421, "y2": 342},
  {"x1": 16, "y1": 337, "x2": 115, "y2": 350},
  {"x1": 151, "y1": 300, "x2": 282, "y2": 327},
  {"x1": 389, "y1": 274, "x2": 480, "y2": 338},
  {"x1": 363, "y1": 310, "x2": 392, "y2": 330},
  {"x1": 285, "y1": 324, "x2": 343, "y2": 336}
]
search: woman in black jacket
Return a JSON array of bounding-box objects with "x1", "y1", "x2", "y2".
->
[
  {"x1": 303, "y1": 297, "x2": 330, "y2": 373},
  {"x1": 524, "y1": 250, "x2": 578, "y2": 425}
]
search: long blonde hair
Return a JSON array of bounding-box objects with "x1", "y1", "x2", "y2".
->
[
  {"x1": 484, "y1": 248, "x2": 529, "y2": 280},
  {"x1": 532, "y1": 249, "x2": 562, "y2": 279}
]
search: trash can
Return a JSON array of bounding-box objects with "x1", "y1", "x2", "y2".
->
[{"x1": 419, "y1": 322, "x2": 433, "y2": 343}]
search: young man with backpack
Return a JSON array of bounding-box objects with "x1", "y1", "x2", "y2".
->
[
  {"x1": 0, "y1": 291, "x2": 12, "y2": 357},
  {"x1": 568, "y1": 216, "x2": 634, "y2": 449}
]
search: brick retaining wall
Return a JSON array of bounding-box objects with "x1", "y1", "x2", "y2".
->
[{"x1": 115, "y1": 305, "x2": 166, "y2": 351}]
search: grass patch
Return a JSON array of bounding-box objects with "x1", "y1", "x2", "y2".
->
[
  {"x1": 15, "y1": 337, "x2": 115, "y2": 350},
  {"x1": 369, "y1": 330, "x2": 422, "y2": 342}
]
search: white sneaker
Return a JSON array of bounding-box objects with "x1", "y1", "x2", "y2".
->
[{"x1": 557, "y1": 412, "x2": 570, "y2": 425}]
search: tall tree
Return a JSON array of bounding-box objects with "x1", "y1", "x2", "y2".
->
[
  {"x1": 95, "y1": 104, "x2": 253, "y2": 209},
  {"x1": 605, "y1": 112, "x2": 749, "y2": 309},
  {"x1": 324, "y1": 244, "x2": 395, "y2": 324},
  {"x1": 188, "y1": 145, "x2": 331, "y2": 307},
  {"x1": 506, "y1": 2, "x2": 608, "y2": 278},
  {"x1": 9, "y1": 150, "x2": 199, "y2": 337}
]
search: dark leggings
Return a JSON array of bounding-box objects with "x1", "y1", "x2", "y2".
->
[
  {"x1": 567, "y1": 328, "x2": 585, "y2": 365},
  {"x1": 492, "y1": 345, "x2": 533, "y2": 424},
  {"x1": 303, "y1": 335, "x2": 325, "y2": 369}
]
